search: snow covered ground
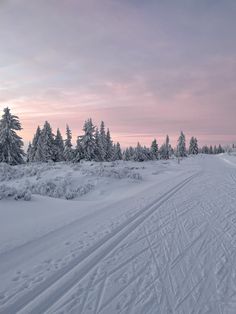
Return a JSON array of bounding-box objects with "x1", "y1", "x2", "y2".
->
[{"x1": 0, "y1": 154, "x2": 236, "y2": 313}]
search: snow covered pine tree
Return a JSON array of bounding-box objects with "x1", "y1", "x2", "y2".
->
[
  {"x1": 151, "y1": 139, "x2": 158, "y2": 160},
  {"x1": 177, "y1": 131, "x2": 187, "y2": 158},
  {"x1": 189, "y1": 137, "x2": 198, "y2": 155},
  {"x1": 27, "y1": 126, "x2": 41, "y2": 162},
  {"x1": 54, "y1": 128, "x2": 64, "y2": 161},
  {"x1": 160, "y1": 135, "x2": 171, "y2": 159},
  {"x1": 0, "y1": 107, "x2": 25, "y2": 165},
  {"x1": 64, "y1": 125, "x2": 74, "y2": 161},
  {"x1": 79, "y1": 118, "x2": 97, "y2": 161},
  {"x1": 38, "y1": 121, "x2": 55, "y2": 162}
]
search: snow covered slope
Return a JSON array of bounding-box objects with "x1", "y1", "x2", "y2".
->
[{"x1": 0, "y1": 155, "x2": 236, "y2": 313}]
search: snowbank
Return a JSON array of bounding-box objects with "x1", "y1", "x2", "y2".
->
[{"x1": 0, "y1": 161, "x2": 145, "y2": 201}]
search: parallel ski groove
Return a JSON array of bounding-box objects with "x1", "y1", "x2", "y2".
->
[{"x1": 0, "y1": 172, "x2": 199, "y2": 314}]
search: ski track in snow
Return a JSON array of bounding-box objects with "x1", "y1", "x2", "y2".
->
[{"x1": 1, "y1": 155, "x2": 236, "y2": 313}]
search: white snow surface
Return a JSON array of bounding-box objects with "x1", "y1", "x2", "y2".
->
[{"x1": 0, "y1": 154, "x2": 236, "y2": 313}]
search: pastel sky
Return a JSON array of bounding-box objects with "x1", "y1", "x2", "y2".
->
[{"x1": 0, "y1": 0, "x2": 235, "y2": 147}]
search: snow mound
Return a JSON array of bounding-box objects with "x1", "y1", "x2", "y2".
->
[{"x1": 0, "y1": 160, "x2": 147, "y2": 201}]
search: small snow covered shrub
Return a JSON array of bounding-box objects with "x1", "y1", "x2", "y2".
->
[
  {"x1": 0, "y1": 163, "x2": 20, "y2": 181},
  {"x1": 0, "y1": 162, "x2": 59, "y2": 182},
  {"x1": 81, "y1": 164, "x2": 142, "y2": 181},
  {"x1": 0, "y1": 184, "x2": 16, "y2": 199},
  {"x1": 29, "y1": 177, "x2": 94, "y2": 200},
  {"x1": 0, "y1": 184, "x2": 31, "y2": 201},
  {"x1": 77, "y1": 183, "x2": 94, "y2": 196},
  {"x1": 30, "y1": 177, "x2": 71, "y2": 198}
]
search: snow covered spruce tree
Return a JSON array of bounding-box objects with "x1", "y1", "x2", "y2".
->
[
  {"x1": 133, "y1": 143, "x2": 145, "y2": 162},
  {"x1": 112, "y1": 142, "x2": 122, "y2": 160},
  {"x1": 106, "y1": 129, "x2": 114, "y2": 161},
  {"x1": 133, "y1": 143, "x2": 151, "y2": 162},
  {"x1": 54, "y1": 128, "x2": 64, "y2": 161},
  {"x1": 94, "y1": 128, "x2": 102, "y2": 161},
  {"x1": 209, "y1": 145, "x2": 213, "y2": 154},
  {"x1": 0, "y1": 107, "x2": 25, "y2": 165},
  {"x1": 160, "y1": 135, "x2": 171, "y2": 159},
  {"x1": 201, "y1": 145, "x2": 209, "y2": 154},
  {"x1": 123, "y1": 147, "x2": 132, "y2": 161},
  {"x1": 98, "y1": 121, "x2": 107, "y2": 161},
  {"x1": 189, "y1": 137, "x2": 198, "y2": 155},
  {"x1": 213, "y1": 145, "x2": 217, "y2": 154},
  {"x1": 37, "y1": 121, "x2": 55, "y2": 162},
  {"x1": 27, "y1": 126, "x2": 41, "y2": 162},
  {"x1": 218, "y1": 144, "x2": 224, "y2": 154},
  {"x1": 151, "y1": 139, "x2": 158, "y2": 160},
  {"x1": 177, "y1": 131, "x2": 187, "y2": 157},
  {"x1": 79, "y1": 118, "x2": 97, "y2": 161},
  {"x1": 74, "y1": 136, "x2": 84, "y2": 162},
  {"x1": 64, "y1": 125, "x2": 74, "y2": 161},
  {"x1": 26, "y1": 142, "x2": 32, "y2": 162}
]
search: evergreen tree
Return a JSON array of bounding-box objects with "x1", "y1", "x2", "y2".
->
[
  {"x1": 30, "y1": 126, "x2": 41, "y2": 162},
  {"x1": 129, "y1": 147, "x2": 135, "y2": 160},
  {"x1": 133, "y1": 142, "x2": 149, "y2": 162},
  {"x1": 123, "y1": 148, "x2": 131, "y2": 161},
  {"x1": 133, "y1": 142, "x2": 143, "y2": 162},
  {"x1": 209, "y1": 145, "x2": 213, "y2": 154},
  {"x1": 54, "y1": 128, "x2": 64, "y2": 161},
  {"x1": 26, "y1": 142, "x2": 32, "y2": 163},
  {"x1": 34, "y1": 132, "x2": 44, "y2": 161},
  {"x1": 194, "y1": 137, "x2": 199, "y2": 154},
  {"x1": 143, "y1": 146, "x2": 152, "y2": 160},
  {"x1": 94, "y1": 128, "x2": 101, "y2": 161},
  {"x1": 64, "y1": 125, "x2": 73, "y2": 161},
  {"x1": 106, "y1": 129, "x2": 113, "y2": 161},
  {"x1": 39, "y1": 121, "x2": 55, "y2": 162},
  {"x1": 160, "y1": 135, "x2": 171, "y2": 159},
  {"x1": 218, "y1": 144, "x2": 224, "y2": 154},
  {"x1": 150, "y1": 139, "x2": 158, "y2": 159},
  {"x1": 177, "y1": 131, "x2": 187, "y2": 157},
  {"x1": 201, "y1": 145, "x2": 209, "y2": 154},
  {"x1": 112, "y1": 142, "x2": 122, "y2": 160},
  {"x1": 79, "y1": 118, "x2": 96, "y2": 161},
  {"x1": 74, "y1": 136, "x2": 84, "y2": 162},
  {"x1": 98, "y1": 121, "x2": 107, "y2": 161},
  {"x1": 0, "y1": 107, "x2": 25, "y2": 165},
  {"x1": 189, "y1": 137, "x2": 198, "y2": 155}
]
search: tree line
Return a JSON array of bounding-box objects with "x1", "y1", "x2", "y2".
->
[{"x1": 0, "y1": 107, "x2": 225, "y2": 165}]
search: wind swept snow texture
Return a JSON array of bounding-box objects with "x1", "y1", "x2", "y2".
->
[{"x1": 1, "y1": 155, "x2": 236, "y2": 313}]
